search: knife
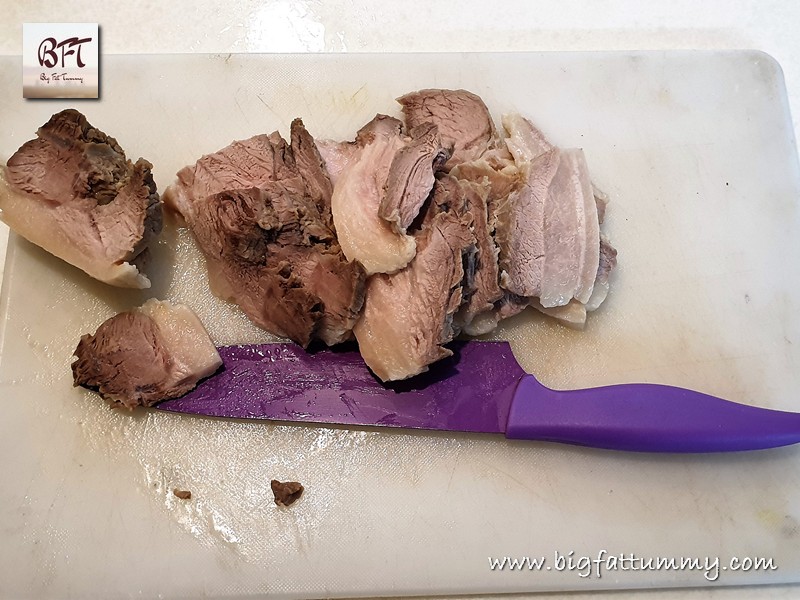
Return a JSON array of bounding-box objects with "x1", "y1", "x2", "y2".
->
[{"x1": 157, "y1": 341, "x2": 800, "y2": 453}]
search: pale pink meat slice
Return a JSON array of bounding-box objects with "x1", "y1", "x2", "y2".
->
[
  {"x1": 496, "y1": 148, "x2": 560, "y2": 299},
  {"x1": 538, "y1": 148, "x2": 598, "y2": 308}
]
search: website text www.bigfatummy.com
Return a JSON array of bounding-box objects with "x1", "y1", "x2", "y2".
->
[{"x1": 488, "y1": 551, "x2": 778, "y2": 582}]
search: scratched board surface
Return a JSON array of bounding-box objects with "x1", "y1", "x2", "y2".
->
[{"x1": 1, "y1": 52, "x2": 800, "y2": 599}]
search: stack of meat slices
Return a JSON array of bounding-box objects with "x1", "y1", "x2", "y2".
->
[{"x1": 165, "y1": 89, "x2": 617, "y2": 382}]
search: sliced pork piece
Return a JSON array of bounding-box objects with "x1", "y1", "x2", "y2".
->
[
  {"x1": 398, "y1": 89, "x2": 495, "y2": 169},
  {"x1": 450, "y1": 151, "x2": 523, "y2": 336},
  {"x1": 495, "y1": 148, "x2": 560, "y2": 299},
  {"x1": 330, "y1": 115, "x2": 446, "y2": 275},
  {"x1": 354, "y1": 183, "x2": 476, "y2": 382},
  {"x1": 290, "y1": 119, "x2": 334, "y2": 216},
  {"x1": 72, "y1": 299, "x2": 222, "y2": 409},
  {"x1": 380, "y1": 123, "x2": 449, "y2": 233},
  {"x1": 329, "y1": 116, "x2": 412, "y2": 274},
  {"x1": 189, "y1": 186, "x2": 363, "y2": 346},
  {"x1": 537, "y1": 149, "x2": 600, "y2": 307},
  {"x1": 0, "y1": 109, "x2": 162, "y2": 288},
  {"x1": 493, "y1": 114, "x2": 601, "y2": 309},
  {"x1": 165, "y1": 126, "x2": 303, "y2": 222},
  {"x1": 164, "y1": 120, "x2": 364, "y2": 347}
]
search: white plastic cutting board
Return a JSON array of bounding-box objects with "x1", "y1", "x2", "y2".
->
[{"x1": 1, "y1": 52, "x2": 800, "y2": 599}]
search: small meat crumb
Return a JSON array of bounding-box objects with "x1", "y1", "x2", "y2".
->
[
  {"x1": 173, "y1": 489, "x2": 192, "y2": 500},
  {"x1": 271, "y1": 479, "x2": 304, "y2": 506}
]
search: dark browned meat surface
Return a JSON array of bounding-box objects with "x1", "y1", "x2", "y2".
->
[
  {"x1": 72, "y1": 300, "x2": 222, "y2": 409},
  {"x1": 398, "y1": 89, "x2": 495, "y2": 169},
  {"x1": 189, "y1": 186, "x2": 363, "y2": 346},
  {"x1": 271, "y1": 480, "x2": 304, "y2": 506},
  {"x1": 1, "y1": 109, "x2": 162, "y2": 288},
  {"x1": 164, "y1": 119, "x2": 365, "y2": 347}
]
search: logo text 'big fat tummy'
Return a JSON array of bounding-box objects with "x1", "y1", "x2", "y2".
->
[{"x1": 23, "y1": 23, "x2": 99, "y2": 99}]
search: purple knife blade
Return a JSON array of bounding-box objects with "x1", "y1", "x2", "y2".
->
[
  {"x1": 157, "y1": 341, "x2": 800, "y2": 452},
  {"x1": 159, "y1": 341, "x2": 524, "y2": 434}
]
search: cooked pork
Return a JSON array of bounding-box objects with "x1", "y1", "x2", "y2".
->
[
  {"x1": 316, "y1": 139, "x2": 359, "y2": 185},
  {"x1": 447, "y1": 108, "x2": 617, "y2": 335},
  {"x1": 492, "y1": 115, "x2": 602, "y2": 309},
  {"x1": 540, "y1": 148, "x2": 600, "y2": 307},
  {"x1": 398, "y1": 89, "x2": 495, "y2": 169},
  {"x1": 593, "y1": 185, "x2": 610, "y2": 225},
  {"x1": 530, "y1": 298, "x2": 587, "y2": 330},
  {"x1": 164, "y1": 119, "x2": 365, "y2": 347},
  {"x1": 502, "y1": 113, "x2": 554, "y2": 163},
  {"x1": 435, "y1": 176, "x2": 504, "y2": 334},
  {"x1": 450, "y1": 157, "x2": 520, "y2": 201},
  {"x1": 380, "y1": 123, "x2": 449, "y2": 233},
  {"x1": 495, "y1": 148, "x2": 560, "y2": 299},
  {"x1": 166, "y1": 128, "x2": 300, "y2": 221},
  {"x1": 354, "y1": 180, "x2": 476, "y2": 381},
  {"x1": 271, "y1": 480, "x2": 304, "y2": 507},
  {"x1": 328, "y1": 116, "x2": 447, "y2": 275},
  {"x1": 328, "y1": 116, "x2": 412, "y2": 274},
  {"x1": 449, "y1": 149, "x2": 523, "y2": 336},
  {"x1": 0, "y1": 109, "x2": 162, "y2": 288},
  {"x1": 158, "y1": 90, "x2": 617, "y2": 381},
  {"x1": 290, "y1": 118, "x2": 335, "y2": 218},
  {"x1": 72, "y1": 299, "x2": 222, "y2": 409}
]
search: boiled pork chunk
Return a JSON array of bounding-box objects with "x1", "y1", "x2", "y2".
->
[
  {"x1": 72, "y1": 299, "x2": 222, "y2": 409},
  {"x1": 164, "y1": 119, "x2": 365, "y2": 347},
  {"x1": 328, "y1": 116, "x2": 448, "y2": 275},
  {"x1": 0, "y1": 109, "x2": 162, "y2": 288},
  {"x1": 446, "y1": 108, "x2": 616, "y2": 330},
  {"x1": 328, "y1": 116, "x2": 411, "y2": 275},
  {"x1": 495, "y1": 147, "x2": 560, "y2": 299},
  {"x1": 431, "y1": 175, "x2": 503, "y2": 335},
  {"x1": 495, "y1": 115, "x2": 602, "y2": 308},
  {"x1": 398, "y1": 89, "x2": 495, "y2": 169},
  {"x1": 380, "y1": 123, "x2": 449, "y2": 233},
  {"x1": 354, "y1": 177, "x2": 476, "y2": 382}
]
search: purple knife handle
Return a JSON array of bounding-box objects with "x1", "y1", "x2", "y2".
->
[{"x1": 505, "y1": 375, "x2": 800, "y2": 452}]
